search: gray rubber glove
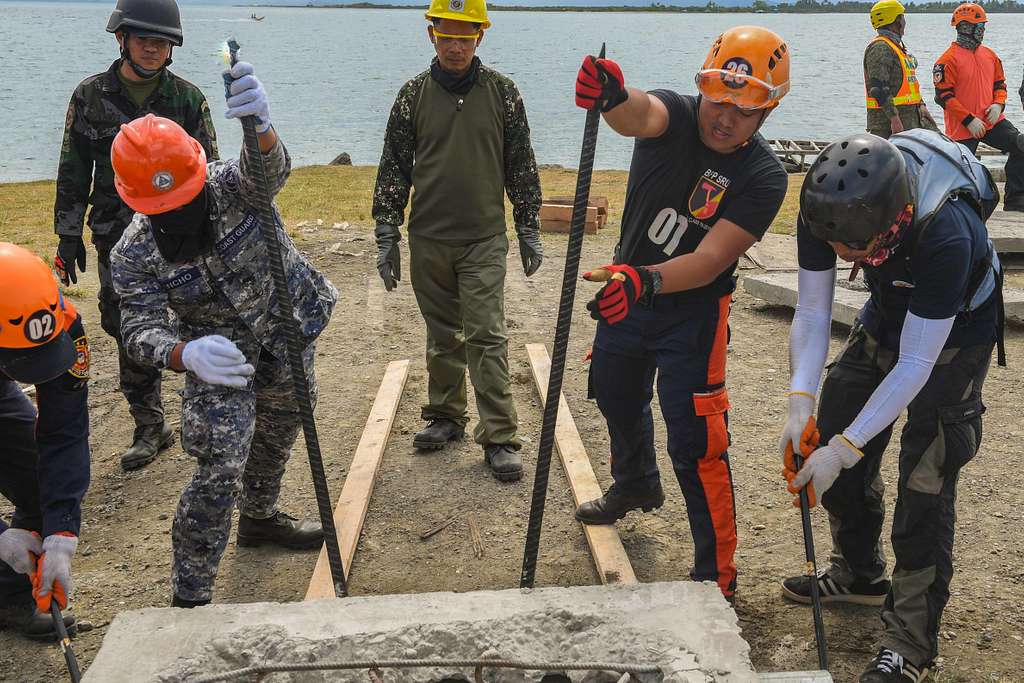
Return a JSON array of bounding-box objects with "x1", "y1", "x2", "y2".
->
[
  {"x1": 0, "y1": 528, "x2": 41, "y2": 575},
  {"x1": 966, "y1": 116, "x2": 987, "y2": 139},
  {"x1": 516, "y1": 225, "x2": 543, "y2": 277},
  {"x1": 375, "y1": 223, "x2": 402, "y2": 291}
]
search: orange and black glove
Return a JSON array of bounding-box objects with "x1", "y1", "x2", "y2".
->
[
  {"x1": 583, "y1": 264, "x2": 659, "y2": 325},
  {"x1": 782, "y1": 416, "x2": 820, "y2": 508},
  {"x1": 31, "y1": 532, "x2": 77, "y2": 612},
  {"x1": 575, "y1": 55, "x2": 628, "y2": 112}
]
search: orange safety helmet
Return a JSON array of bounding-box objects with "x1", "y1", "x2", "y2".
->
[
  {"x1": 951, "y1": 2, "x2": 987, "y2": 25},
  {"x1": 696, "y1": 25, "x2": 791, "y2": 111},
  {"x1": 0, "y1": 243, "x2": 77, "y2": 384},
  {"x1": 111, "y1": 114, "x2": 207, "y2": 216}
]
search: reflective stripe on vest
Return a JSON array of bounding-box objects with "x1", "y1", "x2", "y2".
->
[{"x1": 865, "y1": 36, "x2": 923, "y2": 109}]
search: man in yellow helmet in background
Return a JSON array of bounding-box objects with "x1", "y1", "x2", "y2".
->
[
  {"x1": 372, "y1": 0, "x2": 543, "y2": 482},
  {"x1": 864, "y1": 0, "x2": 938, "y2": 138}
]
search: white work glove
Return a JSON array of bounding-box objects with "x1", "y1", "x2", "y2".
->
[
  {"x1": 0, "y1": 528, "x2": 41, "y2": 575},
  {"x1": 225, "y1": 61, "x2": 271, "y2": 133},
  {"x1": 34, "y1": 533, "x2": 77, "y2": 611},
  {"x1": 787, "y1": 434, "x2": 862, "y2": 504},
  {"x1": 966, "y1": 116, "x2": 988, "y2": 139},
  {"x1": 779, "y1": 392, "x2": 816, "y2": 459},
  {"x1": 985, "y1": 103, "x2": 1003, "y2": 126},
  {"x1": 182, "y1": 335, "x2": 255, "y2": 388}
]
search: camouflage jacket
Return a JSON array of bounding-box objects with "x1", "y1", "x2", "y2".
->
[
  {"x1": 372, "y1": 63, "x2": 541, "y2": 236},
  {"x1": 110, "y1": 140, "x2": 337, "y2": 396},
  {"x1": 55, "y1": 60, "x2": 218, "y2": 242},
  {"x1": 864, "y1": 35, "x2": 938, "y2": 138}
]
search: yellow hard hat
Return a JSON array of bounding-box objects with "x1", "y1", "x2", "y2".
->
[
  {"x1": 870, "y1": 0, "x2": 905, "y2": 29},
  {"x1": 425, "y1": 0, "x2": 490, "y2": 29}
]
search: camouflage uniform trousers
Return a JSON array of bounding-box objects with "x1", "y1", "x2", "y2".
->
[
  {"x1": 171, "y1": 344, "x2": 316, "y2": 602},
  {"x1": 95, "y1": 236, "x2": 164, "y2": 427}
]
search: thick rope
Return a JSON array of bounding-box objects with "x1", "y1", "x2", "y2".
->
[
  {"x1": 225, "y1": 40, "x2": 347, "y2": 597},
  {"x1": 191, "y1": 658, "x2": 660, "y2": 683},
  {"x1": 520, "y1": 43, "x2": 607, "y2": 589}
]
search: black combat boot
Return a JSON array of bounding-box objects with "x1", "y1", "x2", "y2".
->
[
  {"x1": 236, "y1": 511, "x2": 323, "y2": 550},
  {"x1": 575, "y1": 483, "x2": 665, "y2": 525},
  {"x1": 0, "y1": 600, "x2": 76, "y2": 641},
  {"x1": 171, "y1": 595, "x2": 210, "y2": 609},
  {"x1": 484, "y1": 444, "x2": 523, "y2": 482},
  {"x1": 120, "y1": 422, "x2": 175, "y2": 471},
  {"x1": 412, "y1": 418, "x2": 465, "y2": 450}
]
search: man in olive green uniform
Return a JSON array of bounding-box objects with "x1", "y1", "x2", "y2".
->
[
  {"x1": 864, "y1": 0, "x2": 938, "y2": 138},
  {"x1": 372, "y1": 0, "x2": 542, "y2": 482},
  {"x1": 53, "y1": 0, "x2": 217, "y2": 471}
]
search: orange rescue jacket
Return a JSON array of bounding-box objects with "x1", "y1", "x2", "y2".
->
[{"x1": 933, "y1": 43, "x2": 1008, "y2": 141}]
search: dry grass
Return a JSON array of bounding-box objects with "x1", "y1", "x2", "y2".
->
[{"x1": 0, "y1": 165, "x2": 802, "y2": 259}]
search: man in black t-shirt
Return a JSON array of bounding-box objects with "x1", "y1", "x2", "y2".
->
[
  {"x1": 781, "y1": 131, "x2": 1001, "y2": 682},
  {"x1": 571, "y1": 26, "x2": 792, "y2": 601}
]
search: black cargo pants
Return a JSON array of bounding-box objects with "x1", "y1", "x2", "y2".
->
[{"x1": 816, "y1": 323, "x2": 992, "y2": 665}]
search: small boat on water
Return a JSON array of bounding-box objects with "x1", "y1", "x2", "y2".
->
[{"x1": 250, "y1": 13, "x2": 265, "y2": 21}]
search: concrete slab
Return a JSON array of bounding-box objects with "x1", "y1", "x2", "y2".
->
[
  {"x1": 987, "y1": 212, "x2": 1024, "y2": 255},
  {"x1": 742, "y1": 272, "x2": 1024, "y2": 325},
  {"x1": 757, "y1": 674, "x2": 832, "y2": 683},
  {"x1": 84, "y1": 582, "x2": 758, "y2": 683}
]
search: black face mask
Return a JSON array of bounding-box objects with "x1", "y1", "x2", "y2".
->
[
  {"x1": 149, "y1": 186, "x2": 210, "y2": 263},
  {"x1": 430, "y1": 56, "x2": 481, "y2": 96}
]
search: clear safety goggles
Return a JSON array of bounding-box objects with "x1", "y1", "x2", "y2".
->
[
  {"x1": 695, "y1": 69, "x2": 789, "y2": 111},
  {"x1": 432, "y1": 30, "x2": 481, "y2": 46}
]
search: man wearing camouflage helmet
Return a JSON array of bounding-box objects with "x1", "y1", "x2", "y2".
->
[
  {"x1": 53, "y1": 0, "x2": 218, "y2": 472},
  {"x1": 372, "y1": 0, "x2": 543, "y2": 482}
]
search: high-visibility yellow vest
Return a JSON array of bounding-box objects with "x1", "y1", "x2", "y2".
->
[{"x1": 865, "y1": 36, "x2": 923, "y2": 109}]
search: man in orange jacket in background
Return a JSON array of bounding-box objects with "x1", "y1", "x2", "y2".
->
[{"x1": 934, "y1": 2, "x2": 1024, "y2": 211}]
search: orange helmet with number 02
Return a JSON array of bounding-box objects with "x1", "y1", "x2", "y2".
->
[
  {"x1": 951, "y1": 2, "x2": 986, "y2": 25},
  {"x1": 696, "y1": 25, "x2": 791, "y2": 111},
  {"x1": 112, "y1": 114, "x2": 207, "y2": 216},
  {"x1": 0, "y1": 242, "x2": 78, "y2": 384}
]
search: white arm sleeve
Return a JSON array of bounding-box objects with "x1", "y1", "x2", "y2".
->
[
  {"x1": 788, "y1": 267, "x2": 836, "y2": 397},
  {"x1": 843, "y1": 312, "x2": 955, "y2": 447}
]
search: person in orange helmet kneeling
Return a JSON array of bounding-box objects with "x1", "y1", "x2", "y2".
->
[
  {"x1": 0, "y1": 244, "x2": 90, "y2": 640},
  {"x1": 571, "y1": 26, "x2": 792, "y2": 603}
]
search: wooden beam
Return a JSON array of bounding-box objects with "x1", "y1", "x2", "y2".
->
[
  {"x1": 525, "y1": 344, "x2": 637, "y2": 586},
  {"x1": 305, "y1": 359, "x2": 410, "y2": 600}
]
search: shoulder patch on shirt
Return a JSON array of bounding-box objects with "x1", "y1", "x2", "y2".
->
[
  {"x1": 68, "y1": 335, "x2": 90, "y2": 380},
  {"x1": 933, "y1": 63, "x2": 945, "y2": 85},
  {"x1": 159, "y1": 266, "x2": 203, "y2": 291},
  {"x1": 216, "y1": 213, "x2": 260, "y2": 258},
  {"x1": 689, "y1": 174, "x2": 728, "y2": 221}
]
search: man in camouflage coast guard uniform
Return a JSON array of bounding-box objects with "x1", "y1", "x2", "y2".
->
[
  {"x1": 373, "y1": 0, "x2": 543, "y2": 482},
  {"x1": 109, "y1": 62, "x2": 336, "y2": 607},
  {"x1": 53, "y1": 0, "x2": 218, "y2": 471}
]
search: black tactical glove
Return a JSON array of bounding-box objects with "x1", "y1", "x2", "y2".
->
[
  {"x1": 54, "y1": 236, "x2": 87, "y2": 286},
  {"x1": 374, "y1": 223, "x2": 402, "y2": 291},
  {"x1": 516, "y1": 225, "x2": 543, "y2": 277}
]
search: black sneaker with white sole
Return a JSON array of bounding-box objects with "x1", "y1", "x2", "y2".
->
[
  {"x1": 781, "y1": 569, "x2": 890, "y2": 606},
  {"x1": 859, "y1": 648, "x2": 929, "y2": 683}
]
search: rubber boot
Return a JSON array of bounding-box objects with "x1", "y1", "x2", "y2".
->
[
  {"x1": 575, "y1": 483, "x2": 665, "y2": 525},
  {"x1": 236, "y1": 511, "x2": 323, "y2": 550},
  {"x1": 121, "y1": 422, "x2": 175, "y2": 471},
  {"x1": 412, "y1": 418, "x2": 465, "y2": 450},
  {"x1": 484, "y1": 444, "x2": 523, "y2": 482}
]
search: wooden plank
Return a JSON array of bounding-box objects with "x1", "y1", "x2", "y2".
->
[
  {"x1": 541, "y1": 219, "x2": 599, "y2": 235},
  {"x1": 305, "y1": 359, "x2": 410, "y2": 600},
  {"x1": 540, "y1": 204, "x2": 597, "y2": 224},
  {"x1": 524, "y1": 343, "x2": 638, "y2": 586}
]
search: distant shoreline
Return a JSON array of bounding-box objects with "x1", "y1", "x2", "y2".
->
[{"x1": 246, "y1": 2, "x2": 1024, "y2": 13}]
